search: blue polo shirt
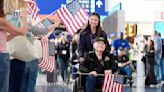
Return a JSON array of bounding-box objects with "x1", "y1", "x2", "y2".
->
[{"x1": 112, "y1": 38, "x2": 130, "y2": 55}]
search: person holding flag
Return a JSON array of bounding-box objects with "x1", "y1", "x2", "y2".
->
[
  {"x1": 0, "y1": 0, "x2": 28, "y2": 91},
  {"x1": 20, "y1": 1, "x2": 60, "y2": 92},
  {"x1": 79, "y1": 37, "x2": 117, "y2": 92},
  {"x1": 3, "y1": 0, "x2": 59, "y2": 92}
]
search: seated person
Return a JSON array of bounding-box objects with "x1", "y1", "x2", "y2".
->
[
  {"x1": 115, "y1": 47, "x2": 133, "y2": 82},
  {"x1": 79, "y1": 37, "x2": 117, "y2": 92}
]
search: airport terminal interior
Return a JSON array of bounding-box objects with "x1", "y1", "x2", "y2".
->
[
  {"x1": 34, "y1": 0, "x2": 164, "y2": 92},
  {"x1": 0, "y1": 0, "x2": 164, "y2": 92}
]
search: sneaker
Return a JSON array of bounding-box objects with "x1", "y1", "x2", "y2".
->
[
  {"x1": 57, "y1": 75, "x2": 63, "y2": 82},
  {"x1": 161, "y1": 81, "x2": 164, "y2": 85},
  {"x1": 127, "y1": 79, "x2": 133, "y2": 87},
  {"x1": 150, "y1": 84, "x2": 155, "y2": 88},
  {"x1": 150, "y1": 84, "x2": 160, "y2": 88}
]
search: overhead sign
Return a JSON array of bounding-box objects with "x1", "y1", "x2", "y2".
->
[
  {"x1": 36, "y1": 0, "x2": 108, "y2": 16},
  {"x1": 36, "y1": 0, "x2": 65, "y2": 14}
]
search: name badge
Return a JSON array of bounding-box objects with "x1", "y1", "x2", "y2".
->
[
  {"x1": 118, "y1": 63, "x2": 122, "y2": 67},
  {"x1": 62, "y1": 50, "x2": 67, "y2": 55},
  {"x1": 122, "y1": 42, "x2": 125, "y2": 46}
]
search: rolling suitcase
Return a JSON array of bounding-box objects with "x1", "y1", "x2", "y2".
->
[{"x1": 47, "y1": 70, "x2": 57, "y2": 84}]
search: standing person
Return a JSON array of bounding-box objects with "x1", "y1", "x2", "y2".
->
[
  {"x1": 57, "y1": 34, "x2": 70, "y2": 82},
  {"x1": 70, "y1": 33, "x2": 80, "y2": 79},
  {"x1": 0, "y1": 0, "x2": 27, "y2": 92},
  {"x1": 158, "y1": 32, "x2": 164, "y2": 84},
  {"x1": 145, "y1": 40, "x2": 157, "y2": 86},
  {"x1": 21, "y1": 25, "x2": 59, "y2": 92},
  {"x1": 21, "y1": 17, "x2": 60, "y2": 92},
  {"x1": 3, "y1": 0, "x2": 28, "y2": 92},
  {"x1": 70, "y1": 33, "x2": 80, "y2": 64},
  {"x1": 79, "y1": 12, "x2": 109, "y2": 59},
  {"x1": 4, "y1": 1, "x2": 60, "y2": 92},
  {"x1": 79, "y1": 37, "x2": 117, "y2": 92},
  {"x1": 153, "y1": 30, "x2": 162, "y2": 84},
  {"x1": 111, "y1": 32, "x2": 130, "y2": 56}
]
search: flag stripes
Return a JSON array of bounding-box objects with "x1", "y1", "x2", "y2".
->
[
  {"x1": 56, "y1": 0, "x2": 89, "y2": 35},
  {"x1": 27, "y1": 0, "x2": 39, "y2": 20},
  {"x1": 102, "y1": 74, "x2": 124, "y2": 92},
  {"x1": 26, "y1": 0, "x2": 40, "y2": 25},
  {"x1": 39, "y1": 36, "x2": 55, "y2": 72}
]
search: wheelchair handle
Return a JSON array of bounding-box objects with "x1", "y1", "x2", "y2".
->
[{"x1": 73, "y1": 72, "x2": 104, "y2": 76}]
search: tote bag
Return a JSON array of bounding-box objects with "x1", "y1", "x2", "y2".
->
[
  {"x1": 6, "y1": 13, "x2": 36, "y2": 62},
  {"x1": 33, "y1": 39, "x2": 42, "y2": 59},
  {"x1": 7, "y1": 36, "x2": 36, "y2": 62}
]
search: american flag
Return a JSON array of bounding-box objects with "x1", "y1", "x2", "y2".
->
[
  {"x1": 26, "y1": 0, "x2": 40, "y2": 25},
  {"x1": 48, "y1": 42, "x2": 56, "y2": 56},
  {"x1": 56, "y1": 0, "x2": 89, "y2": 35},
  {"x1": 102, "y1": 74, "x2": 124, "y2": 92},
  {"x1": 39, "y1": 36, "x2": 55, "y2": 72}
]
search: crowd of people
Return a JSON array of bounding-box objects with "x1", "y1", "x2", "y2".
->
[{"x1": 0, "y1": 0, "x2": 164, "y2": 92}]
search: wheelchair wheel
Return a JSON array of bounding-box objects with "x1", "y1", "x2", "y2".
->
[
  {"x1": 162, "y1": 83, "x2": 164, "y2": 92},
  {"x1": 73, "y1": 77, "x2": 85, "y2": 92}
]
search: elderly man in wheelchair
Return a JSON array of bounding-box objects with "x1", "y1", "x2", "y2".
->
[{"x1": 78, "y1": 37, "x2": 117, "y2": 92}]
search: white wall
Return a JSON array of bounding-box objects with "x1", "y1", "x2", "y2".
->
[
  {"x1": 122, "y1": 1, "x2": 164, "y2": 22},
  {"x1": 105, "y1": 0, "x2": 164, "y2": 35},
  {"x1": 106, "y1": 0, "x2": 164, "y2": 22},
  {"x1": 137, "y1": 23, "x2": 154, "y2": 35}
]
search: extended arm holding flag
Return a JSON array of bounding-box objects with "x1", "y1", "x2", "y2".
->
[
  {"x1": 26, "y1": 0, "x2": 60, "y2": 36},
  {"x1": 28, "y1": 18, "x2": 60, "y2": 36}
]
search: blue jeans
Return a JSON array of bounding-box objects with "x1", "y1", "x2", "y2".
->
[
  {"x1": 0, "y1": 53, "x2": 10, "y2": 92},
  {"x1": 57, "y1": 57, "x2": 68, "y2": 81},
  {"x1": 9, "y1": 59, "x2": 25, "y2": 92},
  {"x1": 155, "y1": 55, "x2": 162, "y2": 83},
  {"x1": 86, "y1": 75, "x2": 103, "y2": 92},
  {"x1": 120, "y1": 64, "x2": 133, "y2": 80},
  {"x1": 161, "y1": 58, "x2": 164, "y2": 81},
  {"x1": 71, "y1": 65, "x2": 78, "y2": 79},
  {"x1": 20, "y1": 59, "x2": 38, "y2": 92}
]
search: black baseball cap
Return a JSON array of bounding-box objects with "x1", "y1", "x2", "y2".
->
[{"x1": 94, "y1": 37, "x2": 105, "y2": 43}]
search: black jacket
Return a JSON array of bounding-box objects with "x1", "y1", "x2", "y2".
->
[
  {"x1": 57, "y1": 42, "x2": 70, "y2": 60},
  {"x1": 79, "y1": 52, "x2": 117, "y2": 74},
  {"x1": 79, "y1": 29, "x2": 110, "y2": 57},
  {"x1": 114, "y1": 55, "x2": 129, "y2": 63},
  {"x1": 145, "y1": 46, "x2": 155, "y2": 64}
]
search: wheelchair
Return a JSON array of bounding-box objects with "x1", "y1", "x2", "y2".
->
[
  {"x1": 72, "y1": 72, "x2": 103, "y2": 92},
  {"x1": 71, "y1": 59, "x2": 127, "y2": 92}
]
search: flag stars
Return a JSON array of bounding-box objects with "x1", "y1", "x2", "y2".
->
[{"x1": 66, "y1": 0, "x2": 81, "y2": 17}]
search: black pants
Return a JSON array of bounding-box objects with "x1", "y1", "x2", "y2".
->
[
  {"x1": 9, "y1": 59, "x2": 25, "y2": 92},
  {"x1": 162, "y1": 84, "x2": 164, "y2": 92}
]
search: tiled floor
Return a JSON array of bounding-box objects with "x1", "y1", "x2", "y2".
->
[
  {"x1": 36, "y1": 85, "x2": 162, "y2": 92},
  {"x1": 36, "y1": 73, "x2": 162, "y2": 92}
]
